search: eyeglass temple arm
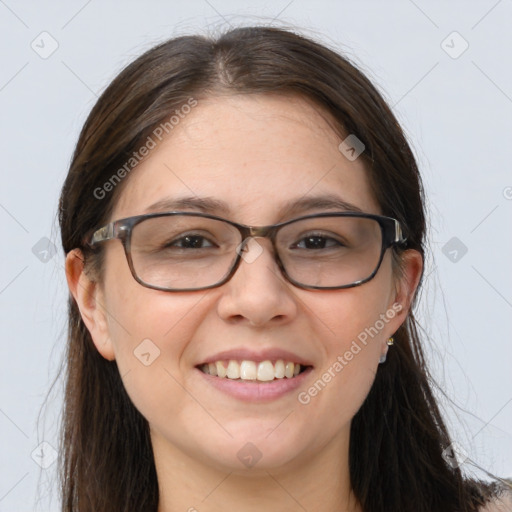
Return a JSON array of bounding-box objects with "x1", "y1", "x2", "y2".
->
[
  {"x1": 90, "y1": 222, "x2": 116, "y2": 245},
  {"x1": 394, "y1": 220, "x2": 406, "y2": 244}
]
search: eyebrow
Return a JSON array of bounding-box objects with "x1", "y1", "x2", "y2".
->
[{"x1": 143, "y1": 194, "x2": 364, "y2": 219}]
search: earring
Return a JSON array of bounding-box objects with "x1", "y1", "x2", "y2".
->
[{"x1": 379, "y1": 336, "x2": 395, "y2": 365}]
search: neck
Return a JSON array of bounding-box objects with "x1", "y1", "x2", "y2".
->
[{"x1": 153, "y1": 427, "x2": 362, "y2": 512}]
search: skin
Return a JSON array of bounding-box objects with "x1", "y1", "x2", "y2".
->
[{"x1": 66, "y1": 94, "x2": 423, "y2": 512}]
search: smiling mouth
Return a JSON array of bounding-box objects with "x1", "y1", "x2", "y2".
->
[{"x1": 197, "y1": 359, "x2": 312, "y2": 382}]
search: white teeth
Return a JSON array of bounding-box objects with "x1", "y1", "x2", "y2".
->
[
  {"x1": 274, "y1": 359, "x2": 285, "y2": 378},
  {"x1": 216, "y1": 361, "x2": 227, "y2": 378},
  {"x1": 226, "y1": 360, "x2": 240, "y2": 379},
  {"x1": 200, "y1": 359, "x2": 306, "y2": 381},
  {"x1": 257, "y1": 360, "x2": 275, "y2": 381},
  {"x1": 240, "y1": 360, "x2": 257, "y2": 380}
]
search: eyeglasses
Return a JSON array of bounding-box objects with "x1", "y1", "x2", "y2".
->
[{"x1": 87, "y1": 211, "x2": 406, "y2": 292}]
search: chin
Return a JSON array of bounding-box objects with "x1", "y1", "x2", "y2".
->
[{"x1": 194, "y1": 427, "x2": 310, "y2": 472}]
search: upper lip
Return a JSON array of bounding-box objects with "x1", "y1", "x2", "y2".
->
[{"x1": 197, "y1": 348, "x2": 314, "y2": 367}]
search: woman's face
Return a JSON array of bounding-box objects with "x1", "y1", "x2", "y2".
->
[{"x1": 71, "y1": 94, "x2": 419, "y2": 474}]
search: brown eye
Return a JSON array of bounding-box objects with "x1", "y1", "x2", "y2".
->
[
  {"x1": 293, "y1": 234, "x2": 344, "y2": 250},
  {"x1": 165, "y1": 234, "x2": 216, "y2": 249}
]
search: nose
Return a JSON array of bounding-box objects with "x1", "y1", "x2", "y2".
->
[{"x1": 216, "y1": 237, "x2": 298, "y2": 326}]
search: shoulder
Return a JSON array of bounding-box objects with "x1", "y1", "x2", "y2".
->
[{"x1": 478, "y1": 483, "x2": 512, "y2": 512}]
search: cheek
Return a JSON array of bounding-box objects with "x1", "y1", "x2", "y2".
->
[
  {"x1": 100, "y1": 250, "x2": 209, "y2": 415},
  {"x1": 312, "y1": 281, "x2": 392, "y2": 358},
  {"x1": 104, "y1": 291, "x2": 209, "y2": 433},
  {"x1": 105, "y1": 287, "x2": 206, "y2": 373},
  {"x1": 102, "y1": 245, "x2": 201, "y2": 356},
  {"x1": 298, "y1": 267, "x2": 394, "y2": 415}
]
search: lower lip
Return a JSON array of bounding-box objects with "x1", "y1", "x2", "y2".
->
[{"x1": 195, "y1": 366, "x2": 314, "y2": 402}]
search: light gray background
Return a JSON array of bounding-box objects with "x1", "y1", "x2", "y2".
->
[{"x1": 1, "y1": 1, "x2": 511, "y2": 510}]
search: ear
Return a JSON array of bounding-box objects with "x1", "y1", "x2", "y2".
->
[
  {"x1": 388, "y1": 248, "x2": 423, "y2": 326},
  {"x1": 65, "y1": 249, "x2": 115, "y2": 361}
]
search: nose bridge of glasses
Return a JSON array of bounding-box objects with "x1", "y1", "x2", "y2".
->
[
  {"x1": 243, "y1": 225, "x2": 281, "y2": 251},
  {"x1": 247, "y1": 225, "x2": 274, "y2": 238},
  {"x1": 236, "y1": 225, "x2": 279, "y2": 263}
]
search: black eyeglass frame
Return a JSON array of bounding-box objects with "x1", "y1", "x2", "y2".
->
[{"x1": 87, "y1": 211, "x2": 407, "y2": 292}]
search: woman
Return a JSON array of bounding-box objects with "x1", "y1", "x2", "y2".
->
[{"x1": 59, "y1": 26, "x2": 511, "y2": 511}]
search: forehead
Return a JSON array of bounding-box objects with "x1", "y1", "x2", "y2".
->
[{"x1": 112, "y1": 94, "x2": 379, "y2": 223}]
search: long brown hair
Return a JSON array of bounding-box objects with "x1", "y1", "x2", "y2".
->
[{"x1": 58, "y1": 26, "x2": 496, "y2": 511}]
